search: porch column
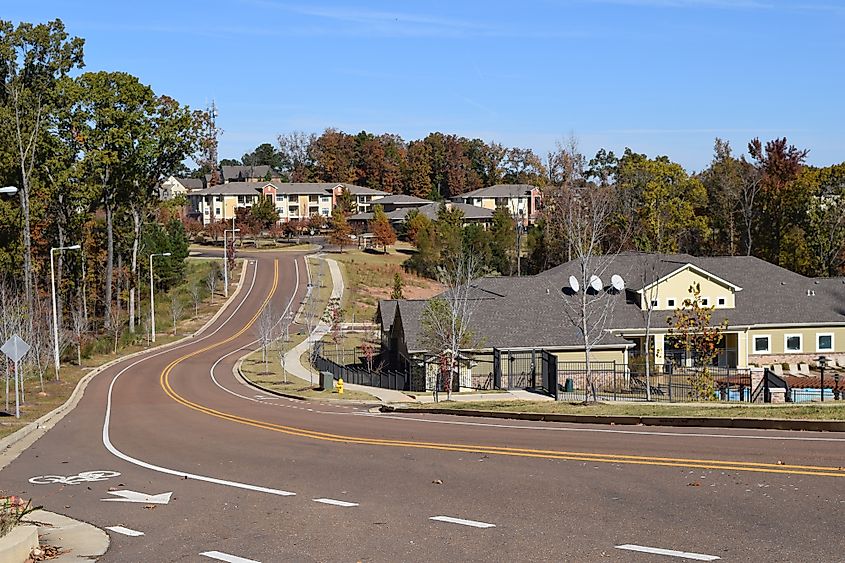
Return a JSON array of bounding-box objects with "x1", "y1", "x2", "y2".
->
[{"x1": 653, "y1": 333, "x2": 665, "y2": 369}]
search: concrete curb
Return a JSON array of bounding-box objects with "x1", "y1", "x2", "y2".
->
[
  {"x1": 0, "y1": 259, "x2": 248, "y2": 471},
  {"x1": 0, "y1": 524, "x2": 38, "y2": 562},
  {"x1": 385, "y1": 406, "x2": 845, "y2": 432},
  {"x1": 231, "y1": 356, "x2": 308, "y2": 401},
  {"x1": 27, "y1": 510, "x2": 109, "y2": 562}
]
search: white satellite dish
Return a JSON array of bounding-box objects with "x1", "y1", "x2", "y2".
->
[
  {"x1": 611, "y1": 274, "x2": 625, "y2": 292},
  {"x1": 568, "y1": 275, "x2": 580, "y2": 293},
  {"x1": 589, "y1": 275, "x2": 603, "y2": 292}
]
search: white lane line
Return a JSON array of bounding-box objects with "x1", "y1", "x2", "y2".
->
[
  {"x1": 200, "y1": 551, "x2": 261, "y2": 563},
  {"x1": 102, "y1": 263, "x2": 295, "y2": 498},
  {"x1": 615, "y1": 544, "x2": 720, "y2": 561},
  {"x1": 313, "y1": 498, "x2": 359, "y2": 507},
  {"x1": 105, "y1": 525, "x2": 144, "y2": 537},
  {"x1": 374, "y1": 413, "x2": 845, "y2": 443},
  {"x1": 430, "y1": 516, "x2": 495, "y2": 528}
]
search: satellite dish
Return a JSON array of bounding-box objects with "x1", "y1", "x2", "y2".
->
[
  {"x1": 568, "y1": 275, "x2": 580, "y2": 293},
  {"x1": 611, "y1": 274, "x2": 625, "y2": 292},
  {"x1": 589, "y1": 275, "x2": 603, "y2": 292}
]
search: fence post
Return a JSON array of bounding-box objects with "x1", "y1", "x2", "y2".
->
[
  {"x1": 613, "y1": 361, "x2": 617, "y2": 402},
  {"x1": 668, "y1": 371, "x2": 673, "y2": 402}
]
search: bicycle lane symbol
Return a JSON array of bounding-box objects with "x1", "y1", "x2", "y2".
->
[{"x1": 29, "y1": 470, "x2": 121, "y2": 486}]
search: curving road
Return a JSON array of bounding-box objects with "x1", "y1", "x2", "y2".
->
[{"x1": 1, "y1": 250, "x2": 844, "y2": 562}]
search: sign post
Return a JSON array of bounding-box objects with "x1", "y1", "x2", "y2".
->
[{"x1": 1, "y1": 335, "x2": 31, "y2": 419}]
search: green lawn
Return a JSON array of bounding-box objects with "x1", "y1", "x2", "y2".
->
[{"x1": 405, "y1": 400, "x2": 845, "y2": 420}]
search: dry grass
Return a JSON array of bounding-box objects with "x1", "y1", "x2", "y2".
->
[
  {"x1": 0, "y1": 259, "x2": 242, "y2": 439},
  {"x1": 329, "y1": 242, "x2": 443, "y2": 323}
]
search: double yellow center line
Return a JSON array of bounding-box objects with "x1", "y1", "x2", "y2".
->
[{"x1": 158, "y1": 258, "x2": 845, "y2": 479}]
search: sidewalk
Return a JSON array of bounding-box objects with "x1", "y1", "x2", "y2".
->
[
  {"x1": 26, "y1": 510, "x2": 109, "y2": 561},
  {"x1": 410, "y1": 389, "x2": 555, "y2": 404},
  {"x1": 283, "y1": 255, "x2": 412, "y2": 404}
]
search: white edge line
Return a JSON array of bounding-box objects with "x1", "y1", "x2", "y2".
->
[
  {"x1": 430, "y1": 515, "x2": 495, "y2": 528},
  {"x1": 200, "y1": 551, "x2": 261, "y2": 563},
  {"x1": 105, "y1": 525, "x2": 144, "y2": 537},
  {"x1": 313, "y1": 497, "x2": 359, "y2": 507},
  {"x1": 102, "y1": 261, "x2": 295, "y2": 498},
  {"x1": 615, "y1": 544, "x2": 720, "y2": 561}
]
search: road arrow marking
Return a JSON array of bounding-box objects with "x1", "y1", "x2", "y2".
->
[
  {"x1": 615, "y1": 544, "x2": 720, "y2": 561},
  {"x1": 201, "y1": 551, "x2": 260, "y2": 563},
  {"x1": 101, "y1": 490, "x2": 173, "y2": 504},
  {"x1": 430, "y1": 515, "x2": 495, "y2": 528},
  {"x1": 106, "y1": 526, "x2": 144, "y2": 537},
  {"x1": 313, "y1": 498, "x2": 358, "y2": 507}
]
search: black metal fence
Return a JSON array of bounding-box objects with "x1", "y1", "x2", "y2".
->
[
  {"x1": 314, "y1": 344, "x2": 419, "y2": 392},
  {"x1": 554, "y1": 362, "x2": 753, "y2": 403}
]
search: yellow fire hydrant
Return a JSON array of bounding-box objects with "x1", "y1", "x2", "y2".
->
[{"x1": 337, "y1": 377, "x2": 344, "y2": 397}]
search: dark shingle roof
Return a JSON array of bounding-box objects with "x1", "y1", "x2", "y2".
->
[
  {"x1": 221, "y1": 165, "x2": 279, "y2": 181},
  {"x1": 175, "y1": 177, "x2": 204, "y2": 190},
  {"x1": 375, "y1": 194, "x2": 433, "y2": 206},
  {"x1": 456, "y1": 184, "x2": 537, "y2": 199},
  {"x1": 193, "y1": 182, "x2": 265, "y2": 196},
  {"x1": 393, "y1": 253, "x2": 845, "y2": 354}
]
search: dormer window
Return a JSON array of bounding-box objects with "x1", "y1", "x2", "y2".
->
[
  {"x1": 717, "y1": 297, "x2": 726, "y2": 306},
  {"x1": 667, "y1": 298, "x2": 676, "y2": 308},
  {"x1": 651, "y1": 299, "x2": 658, "y2": 307},
  {"x1": 700, "y1": 298, "x2": 709, "y2": 306}
]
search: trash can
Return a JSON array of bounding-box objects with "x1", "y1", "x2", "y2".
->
[
  {"x1": 319, "y1": 371, "x2": 334, "y2": 391},
  {"x1": 564, "y1": 378, "x2": 574, "y2": 392}
]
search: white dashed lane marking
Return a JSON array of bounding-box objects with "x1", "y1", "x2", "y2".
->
[
  {"x1": 313, "y1": 498, "x2": 359, "y2": 507},
  {"x1": 615, "y1": 544, "x2": 720, "y2": 561},
  {"x1": 106, "y1": 526, "x2": 144, "y2": 537},
  {"x1": 430, "y1": 516, "x2": 496, "y2": 528},
  {"x1": 200, "y1": 551, "x2": 261, "y2": 563}
]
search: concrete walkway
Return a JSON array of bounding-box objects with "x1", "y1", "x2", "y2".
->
[
  {"x1": 410, "y1": 389, "x2": 555, "y2": 403},
  {"x1": 283, "y1": 255, "x2": 412, "y2": 403}
]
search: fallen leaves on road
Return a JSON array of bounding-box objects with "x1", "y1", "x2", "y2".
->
[
  {"x1": 687, "y1": 482, "x2": 701, "y2": 487},
  {"x1": 29, "y1": 544, "x2": 63, "y2": 561},
  {"x1": 432, "y1": 479, "x2": 443, "y2": 485},
  {"x1": 143, "y1": 505, "x2": 157, "y2": 510}
]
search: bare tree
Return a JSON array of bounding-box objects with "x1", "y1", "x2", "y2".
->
[
  {"x1": 420, "y1": 252, "x2": 480, "y2": 402},
  {"x1": 189, "y1": 283, "x2": 202, "y2": 318},
  {"x1": 255, "y1": 305, "x2": 276, "y2": 374},
  {"x1": 544, "y1": 139, "x2": 626, "y2": 401},
  {"x1": 169, "y1": 296, "x2": 185, "y2": 336},
  {"x1": 205, "y1": 268, "x2": 218, "y2": 305},
  {"x1": 108, "y1": 308, "x2": 126, "y2": 354},
  {"x1": 737, "y1": 161, "x2": 763, "y2": 256},
  {"x1": 71, "y1": 304, "x2": 86, "y2": 367}
]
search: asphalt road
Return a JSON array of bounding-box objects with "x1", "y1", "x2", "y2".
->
[{"x1": 1, "y1": 250, "x2": 844, "y2": 562}]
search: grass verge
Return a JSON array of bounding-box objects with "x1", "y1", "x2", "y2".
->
[
  {"x1": 239, "y1": 348, "x2": 376, "y2": 401},
  {"x1": 0, "y1": 258, "x2": 241, "y2": 439},
  {"x1": 404, "y1": 400, "x2": 845, "y2": 420}
]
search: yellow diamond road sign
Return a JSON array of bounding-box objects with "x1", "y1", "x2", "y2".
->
[{"x1": 1, "y1": 334, "x2": 30, "y2": 363}]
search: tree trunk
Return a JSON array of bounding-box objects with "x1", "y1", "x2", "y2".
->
[
  {"x1": 129, "y1": 206, "x2": 143, "y2": 333},
  {"x1": 105, "y1": 198, "x2": 114, "y2": 328}
]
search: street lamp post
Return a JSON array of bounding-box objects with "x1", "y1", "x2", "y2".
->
[
  {"x1": 149, "y1": 252, "x2": 172, "y2": 343},
  {"x1": 51, "y1": 244, "x2": 81, "y2": 380},
  {"x1": 817, "y1": 356, "x2": 828, "y2": 402},
  {"x1": 223, "y1": 218, "x2": 240, "y2": 298}
]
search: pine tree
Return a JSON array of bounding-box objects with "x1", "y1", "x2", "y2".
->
[{"x1": 391, "y1": 272, "x2": 404, "y2": 299}]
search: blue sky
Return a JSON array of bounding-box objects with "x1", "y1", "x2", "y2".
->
[{"x1": 7, "y1": 0, "x2": 845, "y2": 171}]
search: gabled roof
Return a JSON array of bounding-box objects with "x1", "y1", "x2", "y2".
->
[
  {"x1": 639, "y1": 262, "x2": 743, "y2": 293},
  {"x1": 456, "y1": 184, "x2": 538, "y2": 199},
  {"x1": 221, "y1": 165, "x2": 280, "y2": 181},
  {"x1": 174, "y1": 177, "x2": 204, "y2": 190}
]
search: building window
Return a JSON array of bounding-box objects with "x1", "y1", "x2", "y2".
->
[
  {"x1": 700, "y1": 297, "x2": 709, "y2": 306},
  {"x1": 785, "y1": 334, "x2": 802, "y2": 353},
  {"x1": 718, "y1": 297, "x2": 726, "y2": 306},
  {"x1": 650, "y1": 299, "x2": 658, "y2": 307},
  {"x1": 276, "y1": 195, "x2": 285, "y2": 202},
  {"x1": 817, "y1": 333, "x2": 834, "y2": 352},
  {"x1": 753, "y1": 335, "x2": 771, "y2": 354},
  {"x1": 321, "y1": 209, "x2": 329, "y2": 217},
  {"x1": 215, "y1": 208, "x2": 221, "y2": 215},
  {"x1": 667, "y1": 298, "x2": 676, "y2": 308},
  {"x1": 237, "y1": 195, "x2": 245, "y2": 204},
  {"x1": 320, "y1": 196, "x2": 330, "y2": 203}
]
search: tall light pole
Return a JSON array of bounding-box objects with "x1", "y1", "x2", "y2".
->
[
  {"x1": 223, "y1": 222, "x2": 240, "y2": 298},
  {"x1": 51, "y1": 244, "x2": 81, "y2": 380},
  {"x1": 149, "y1": 252, "x2": 172, "y2": 343}
]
